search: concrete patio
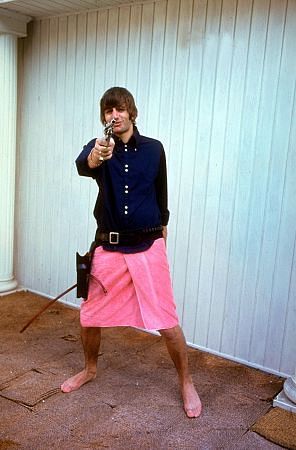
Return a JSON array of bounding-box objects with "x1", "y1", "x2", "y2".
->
[{"x1": 0, "y1": 291, "x2": 285, "y2": 449}]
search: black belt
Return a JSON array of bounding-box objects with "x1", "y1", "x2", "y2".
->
[{"x1": 95, "y1": 226, "x2": 163, "y2": 246}]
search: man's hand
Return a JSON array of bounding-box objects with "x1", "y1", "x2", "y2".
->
[
  {"x1": 88, "y1": 137, "x2": 115, "y2": 167},
  {"x1": 162, "y1": 226, "x2": 168, "y2": 245}
]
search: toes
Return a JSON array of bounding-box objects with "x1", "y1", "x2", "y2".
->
[
  {"x1": 60, "y1": 383, "x2": 71, "y2": 393},
  {"x1": 185, "y1": 407, "x2": 202, "y2": 418}
]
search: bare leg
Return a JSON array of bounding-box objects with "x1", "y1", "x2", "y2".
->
[
  {"x1": 159, "y1": 325, "x2": 202, "y2": 418},
  {"x1": 61, "y1": 326, "x2": 101, "y2": 393}
]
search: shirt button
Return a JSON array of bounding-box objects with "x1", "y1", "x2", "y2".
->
[
  {"x1": 124, "y1": 211, "x2": 128, "y2": 215},
  {"x1": 125, "y1": 185, "x2": 128, "y2": 188},
  {"x1": 125, "y1": 206, "x2": 128, "y2": 209},
  {"x1": 125, "y1": 190, "x2": 128, "y2": 193},
  {"x1": 125, "y1": 169, "x2": 128, "y2": 172},
  {"x1": 125, "y1": 164, "x2": 128, "y2": 167}
]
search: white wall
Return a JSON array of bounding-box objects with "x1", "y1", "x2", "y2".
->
[{"x1": 15, "y1": 0, "x2": 296, "y2": 376}]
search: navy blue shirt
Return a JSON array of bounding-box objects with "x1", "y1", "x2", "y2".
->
[{"x1": 76, "y1": 127, "x2": 169, "y2": 252}]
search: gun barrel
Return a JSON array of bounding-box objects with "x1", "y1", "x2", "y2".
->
[{"x1": 104, "y1": 118, "x2": 116, "y2": 140}]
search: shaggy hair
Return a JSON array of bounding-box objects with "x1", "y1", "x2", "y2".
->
[{"x1": 100, "y1": 87, "x2": 138, "y2": 125}]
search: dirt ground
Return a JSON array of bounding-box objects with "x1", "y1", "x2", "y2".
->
[{"x1": 0, "y1": 291, "x2": 285, "y2": 449}]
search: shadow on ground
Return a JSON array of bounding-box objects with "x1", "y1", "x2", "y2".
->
[{"x1": 0, "y1": 291, "x2": 284, "y2": 449}]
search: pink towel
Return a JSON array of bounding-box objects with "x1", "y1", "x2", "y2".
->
[{"x1": 80, "y1": 238, "x2": 179, "y2": 330}]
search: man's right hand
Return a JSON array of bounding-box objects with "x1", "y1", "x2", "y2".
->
[{"x1": 88, "y1": 137, "x2": 115, "y2": 167}]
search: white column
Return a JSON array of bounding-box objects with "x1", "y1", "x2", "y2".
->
[
  {"x1": 284, "y1": 369, "x2": 296, "y2": 405},
  {"x1": 0, "y1": 34, "x2": 18, "y2": 293},
  {"x1": 0, "y1": 8, "x2": 31, "y2": 293}
]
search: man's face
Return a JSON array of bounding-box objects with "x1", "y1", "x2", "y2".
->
[{"x1": 104, "y1": 105, "x2": 133, "y2": 138}]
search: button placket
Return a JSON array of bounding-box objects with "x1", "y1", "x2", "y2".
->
[{"x1": 123, "y1": 154, "x2": 129, "y2": 216}]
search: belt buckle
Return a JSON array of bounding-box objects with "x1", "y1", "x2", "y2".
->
[{"x1": 109, "y1": 232, "x2": 119, "y2": 244}]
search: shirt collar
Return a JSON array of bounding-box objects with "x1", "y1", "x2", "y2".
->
[{"x1": 113, "y1": 126, "x2": 141, "y2": 150}]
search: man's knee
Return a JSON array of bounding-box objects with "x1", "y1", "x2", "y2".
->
[{"x1": 159, "y1": 325, "x2": 182, "y2": 342}]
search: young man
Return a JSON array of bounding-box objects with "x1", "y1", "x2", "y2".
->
[{"x1": 61, "y1": 87, "x2": 202, "y2": 418}]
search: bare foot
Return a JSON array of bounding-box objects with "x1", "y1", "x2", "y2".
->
[
  {"x1": 61, "y1": 369, "x2": 96, "y2": 393},
  {"x1": 181, "y1": 380, "x2": 202, "y2": 418}
]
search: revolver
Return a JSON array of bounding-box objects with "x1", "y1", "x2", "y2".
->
[{"x1": 104, "y1": 118, "x2": 116, "y2": 143}]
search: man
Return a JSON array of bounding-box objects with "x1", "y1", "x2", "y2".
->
[{"x1": 61, "y1": 87, "x2": 202, "y2": 418}]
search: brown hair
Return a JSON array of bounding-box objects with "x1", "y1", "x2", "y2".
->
[{"x1": 100, "y1": 87, "x2": 138, "y2": 124}]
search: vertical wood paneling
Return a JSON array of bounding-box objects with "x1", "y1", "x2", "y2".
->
[
  {"x1": 249, "y1": 0, "x2": 289, "y2": 368},
  {"x1": 115, "y1": 6, "x2": 130, "y2": 84},
  {"x1": 147, "y1": 0, "x2": 167, "y2": 136},
  {"x1": 136, "y1": 2, "x2": 154, "y2": 125},
  {"x1": 205, "y1": 0, "x2": 237, "y2": 350},
  {"x1": 219, "y1": 0, "x2": 253, "y2": 354},
  {"x1": 62, "y1": 16, "x2": 79, "y2": 306},
  {"x1": 233, "y1": 0, "x2": 272, "y2": 362},
  {"x1": 15, "y1": 0, "x2": 296, "y2": 376},
  {"x1": 168, "y1": 0, "x2": 193, "y2": 321},
  {"x1": 126, "y1": 5, "x2": 141, "y2": 88},
  {"x1": 181, "y1": 0, "x2": 207, "y2": 339},
  {"x1": 94, "y1": 9, "x2": 108, "y2": 113},
  {"x1": 36, "y1": 19, "x2": 50, "y2": 295},
  {"x1": 263, "y1": 0, "x2": 296, "y2": 369},
  {"x1": 188, "y1": 0, "x2": 223, "y2": 344}
]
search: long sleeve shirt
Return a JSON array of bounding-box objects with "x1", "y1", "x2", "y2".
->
[{"x1": 75, "y1": 127, "x2": 170, "y2": 253}]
